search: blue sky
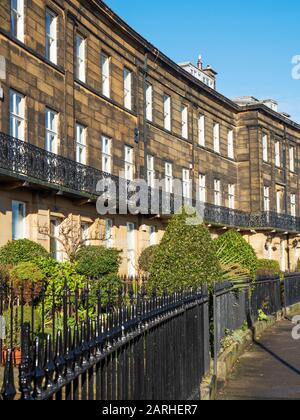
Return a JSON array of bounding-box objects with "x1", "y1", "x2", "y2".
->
[{"x1": 105, "y1": 0, "x2": 300, "y2": 122}]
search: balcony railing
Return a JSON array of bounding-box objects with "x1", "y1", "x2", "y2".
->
[{"x1": 0, "y1": 131, "x2": 300, "y2": 233}]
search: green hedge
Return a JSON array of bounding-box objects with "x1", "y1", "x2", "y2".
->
[
  {"x1": 0, "y1": 239, "x2": 49, "y2": 266},
  {"x1": 215, "y1": 231, "x2": 258, "y2": 278},
  {"x1": 256, "y1": 259, "x2": 281, "y2": 277},
  {"x1": 0, "y1": 265, "x2": 9, "y2": 287},
  {"x1": 148, "y1": 211, "x2": 221, "y2": 293},
  {"x1": 138, "y1": 245, "x2": 159, "y2": 273},
  {"x1": 75, "y1": 246, "x2": 121, "y2": 279}
]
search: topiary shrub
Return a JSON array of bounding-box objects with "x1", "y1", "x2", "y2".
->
[
  {"x1": 89, "y1": 273, "x2": 122, "y2": 309},
  {"x1": 75, "y1": 246, "x2": 122, "y2": 312},
  {"x1": 0, "y1": 239, "x2": 49, "y2": 266},
  {"x1": 215, "y1": 231, "x2": 258, "y2": 279},
  {"x1": 75, "y1": 246, "x2": 122, "y2": 279},
  {"x1": 148, "y1": 210, "x2": 221, "y2": 293},
  {"x1": 256, "y1": 259, "x2": 281, "y2": 278},
  {"x1": 138, "y1": 245, "x2": 159, "y2": 274}
]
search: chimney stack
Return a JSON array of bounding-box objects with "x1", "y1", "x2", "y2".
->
[
  {"x1": 197, "y1": 55, "x2": 203, "y2": 70},
  {"x1": 203, "y1": 64, "x2": 218, "y2": 87}
]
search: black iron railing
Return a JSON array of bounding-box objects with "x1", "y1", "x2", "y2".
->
[
  {"x1": 284, "y1": 273, "x2": 300, "y2": 307},
  {"x1": 213, "y1": 277, "x2": 282, "y2": 354},
  {"x1": 1, "y1": 131, "x2": 300, "y2": 232},
  {"x1": 1, "y1": 274, "x2": 300, "y2": 400},
  {"x1": 0, "y1": 281, "x2": 210, "y2": 401}
]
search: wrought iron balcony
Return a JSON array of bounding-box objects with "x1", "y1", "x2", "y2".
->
[
  {"x1": 249, "y1": 211, "x2": 300, "y2": 233},
  {"x1": 0, "y1": 132, "x2": 300, "y2": 233},
  {"x1": 0, "y1": 131, "x2": 116, "y2": 197}
]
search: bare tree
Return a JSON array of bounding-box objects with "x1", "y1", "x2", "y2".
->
[{"x1": 37, "y1": 215, "x2": 108, "y2": 262}]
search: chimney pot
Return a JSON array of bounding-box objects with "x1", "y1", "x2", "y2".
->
[{"x1": 197, "y1": 55, "x2": 203, "y2": 70}]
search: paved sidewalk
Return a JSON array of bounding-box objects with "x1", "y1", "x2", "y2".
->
[{"x1": 217, "y1": 320, "x2": 300, "y2": 400}]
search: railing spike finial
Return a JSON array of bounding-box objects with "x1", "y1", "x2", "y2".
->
[
  {"x1": 81, "y1": 322, "x2": 90, "y2": 366},
  {"x1": 88, "y1": 320, "x2": 97, "y2": 363},
  {"x1": 19, "y1": 322, "x2": 33, "y2": 400},
  {"x1": 44, "y1": 334, "x2": 56, "y2": 389},
  {"x1": 55, "y1": 330, "x2": 66, "y2": 385},
  {"x1": 1, "y1": 349, "x2": 16, "y2": 401},
  {"x1": 73, "y1": 324, "x2": 82, "y2": 372},
  {"x1": 65, "y1": 327, "x2": 75, "y2": 378},
  {"x1": 33, "y1": 337, "x2": 46, "y2": 400}
]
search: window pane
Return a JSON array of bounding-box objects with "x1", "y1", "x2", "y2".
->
[
  {"x1": 101, "y1": 53, "x2": 110, "y2": 97},
  {"x1": 10, "y1": 90, "x2": 25, "y2": 140},
  {"x1": 76, "y1": 35, "x2": 85, "y2": 82},
  {"x1": 46, "y1": 10, "x2": 57, "y2": 64},
  {"x1": 146, "y1": 84, "x2": 152, "y2": 121},
  {"x1": 124, "y1": 69, "x2": 132, "y2": 110},
  {"x1": 12, "y1": 201, "x2": 25, "y2": 240}
]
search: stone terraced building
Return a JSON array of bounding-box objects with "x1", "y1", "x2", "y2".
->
[{"x1": 1, "y1": 0, "x2": 300, "y2": 274}]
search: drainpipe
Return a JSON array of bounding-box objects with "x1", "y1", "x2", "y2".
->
[
  {"x1": 283, "y1": 126, "x2": 288, "y2": 215},
  {"x1": 143, "y1": 53, "x2": 148, "y2": 182},
  {"x1": 283, "y1": 126, "x2": 290, "y2": 272},
  {"x1": 287, "y1": 233, "x2": 291, "y2": 272}
]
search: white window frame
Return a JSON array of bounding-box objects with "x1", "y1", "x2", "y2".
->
[
  {"x1": 76, "y1": 123, "x2": 86, "y2": 164},
  {"x1": 214, "y1": 179, "x2": 221, "y2": 206},
  {"x1": 198, "y1": 114, "x2": 205, "y2": 147},
  {"x1": 264, "y1": 186, "x2": 270, "y2": 212},
  {"x1": 147, "y1": 155, "x2": 155, "y2": 188},
  {"x1": 149, "y1": 226, "x2": 157, "y2": 246},
  {"x1": 51, "y1": 219, "x2": 64, "y2": 262},
  {"x1": 145, "y1": 83, "x2": 153, "y2": 122},
  {"x1": 127, "y1": 222, "x2": 136, "y2": 277},
  {"x1": 105, "y1": 219, "x2": 113, "y2": 248},
  {"x1": 163, "y1": 95, "x2": 171, "y2": 131},
  {"x1": 125, "y1": 145, "x2": 134, "y2": 181},
  {"x1": 213, "y1": 123, "x2": 220, "y2": 153},
  {"x1": 165, "y1": 162, "x2": 173, "y2": 194},
  {"x1": 11, "y1": 0, "x2": 24, "y2": 42},
  {"x1": 289, "y1": 146, "x2": 295, "y2": 172},
  {"x1": 199, "y1": 174, "x2": 206, "y2": 203},
  {"x1": 12, "y1": 200, "x2": 26, "y2": 240},
  {"x1": 45, "y1": 108, "x2": 58, "y2": 154},
  {"x1": 123, "y1": 68, "x2": 132, "y2": 110},
  {"x1": 102, "y1": 135, "x2": 112, "y2": 174},
  {"x1": 275, "y1": 141, "x2": 281, "y2": 168},
  {"x1": 75, "y1": 34, "x2": 86, "y2": 82},
  {"x1": 281, "y1": 239, "x2": 286, "y2": 272},
  {"x1": 10, "y1": 90, "x2": 25, "y2": 141},
  {"x1": 182, "y1": 168, "x2": 190, "y2": 199},
  {"x1": 45, "y1": 8, "x2": 57, "y2": 65},
  {"x1": 228, "y1": 184, "x2": 235, "y2": 209},
  {"x1": 291, "y1": 193, "x2": 296, "y2": 217},
  {"x1": 81, "y1": 223, "x2": 91, "y2": 246},
  {"x1": 181, "y1": 105, "x2": 188, "y2": 139},
  {"x1": 276, "y1": 190, "x2": 281, "y2": 214},
  {"x1": 228, "y1": 129, "x2": 234, "y2": 159},
  {"x1": 101, "y1": 52, "x2": 110, "y2": 98},
  {"x1": 263, "y1": 134, "x2": 268, "y2": 163}
]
